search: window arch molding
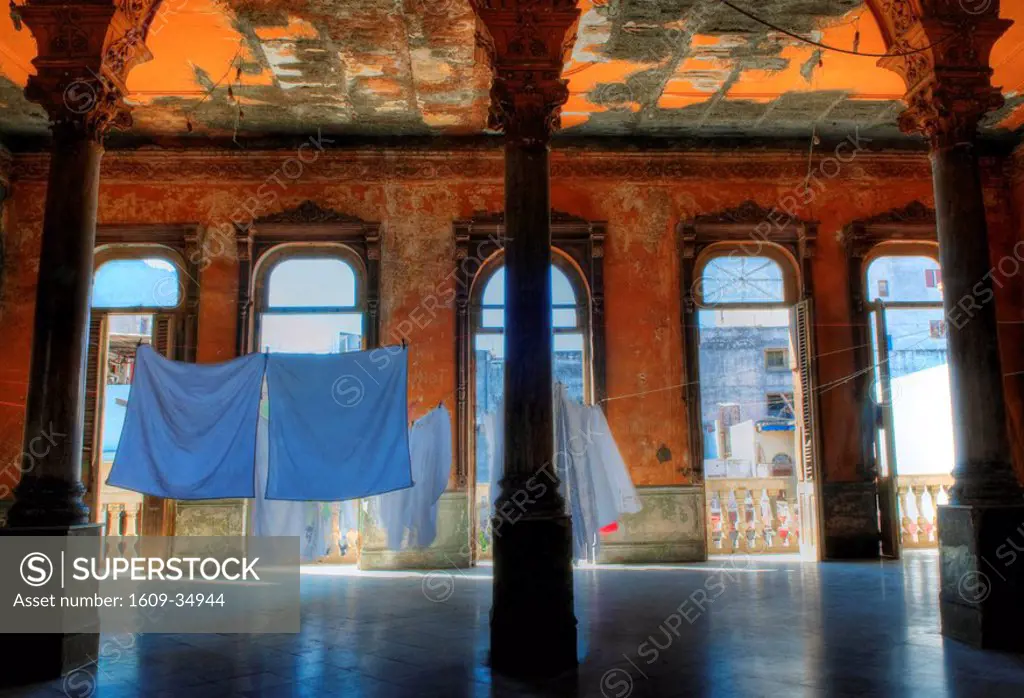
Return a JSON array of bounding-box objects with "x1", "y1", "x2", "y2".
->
[
  {"x1": 451, "y1": 210, "x2": 607, "y2": 498},
  {"x1": 236, "y1": 201, "x2": 381, "y2": 353}
]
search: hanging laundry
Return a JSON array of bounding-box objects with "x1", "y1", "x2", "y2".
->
[
  {"x1": 378, "y1": 405, "x2": 453, "y2": 550},
  {"x1": 554, "y1": 385, "x2": 643, "y2": 561},
  {"x1": 264, "y1": 347, "x2": 413, "y2": 500},
  {"x1": 107, "y1": 346, "x2": 265, "y2": 500},
  {"x1": 249, "y1": 395, "x2": 331, "y2": 562}
]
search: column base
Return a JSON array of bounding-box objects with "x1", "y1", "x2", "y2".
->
[
  {"x1": 938, "y1": 504, "x2": 1024, "y2": 652},
  {"x1": 6, "y1": 475, "x2": 89, "y2": 528},
  {"x1": 490, "y1": 512, "x2": 577, "y2": 678},
  {"x1": 0, "y1": 523, "x2": 103, "y2": 688}
]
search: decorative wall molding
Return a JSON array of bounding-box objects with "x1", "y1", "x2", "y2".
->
[
  {"x1": 839, "y1": 200, "x2": 937, "y2": 258},
  {"x1": 8, "y1": 149, "x2": 953, "y2": 184}
]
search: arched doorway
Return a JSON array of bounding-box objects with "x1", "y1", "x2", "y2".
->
[
  {"x1": 692, "y1": 245, "x2": 810, "y2": 556},
  {"x1": 864, "y1": 246, "x2": 951, "y2": 557}
]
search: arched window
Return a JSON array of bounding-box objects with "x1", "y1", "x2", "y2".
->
[
  {"x1": 694, "y1": 248, "x2": 800, "y2": 486},
  {"x1": 866, "y1": 254, "x2": 943, "y2": 303},
  {"x1": 255, "y1": 251, "x2": 364, "y2": 354},
  {"x1": 92, "y1": 257, "x2": 181, "y2": 309},
  {"x1": 474, "y1": 260, "x2": 588, "y2": 407},
  {"x1": 698, "y1": 254, "x2": 787, "y2": 306},
  {"x1": 472, "y1": 253, "x2": 590, "y2": 558}
]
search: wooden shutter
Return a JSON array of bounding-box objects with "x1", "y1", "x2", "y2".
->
[
  {"x1": 791, "y1": 299, "x2": 819, "y2": 482},
  {"x1": 82, "y1": 315, "x2": 107, "y2": 521}
]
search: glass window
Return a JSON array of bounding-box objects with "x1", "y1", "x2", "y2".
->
[
  {"x1": 764, "y1": 349, "x2": 789, "y2": 371},
  {"x1": 474, "y1": 260, "x2": 587, "y2": 559},
  {"x1": 700, "y1": 255, "x2": 785, "y2": 305},
  {"x1": 867, "y1": 255, "x2": 942, "y2": 302},
  {"x1": 93, "y1": 258, "x2": 180, "y2": 308},
  {"x1": 480, "y1": 266, "x2": 579, "y2": 329},
  {"x1": 267, "y1": 258, "x2": 357, "y2": 309},
  {"x1": 259, "y1": 254, "x2": 363, "y2": 354}
]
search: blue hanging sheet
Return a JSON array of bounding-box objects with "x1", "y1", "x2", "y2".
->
[
  {"x1": 265, "y1": 347, "x2": 413, "y2": 501},
  {"x1": 378, "y1": 405, "x2": 452, "y2": 550},
  {"x1": 106, "y1": 346, "x2": 265, "y2": 499}
]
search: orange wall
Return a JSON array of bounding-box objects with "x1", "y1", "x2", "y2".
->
[{"x1": 0, "y1": 147, "x2": 1020, "y2": 495}]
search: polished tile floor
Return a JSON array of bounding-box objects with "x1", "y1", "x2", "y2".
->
[{"x1": 6, "y1": 551, "x2": 1024, "y2": 697}]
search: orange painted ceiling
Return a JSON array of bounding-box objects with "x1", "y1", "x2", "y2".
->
[{"x1": 0, "y1": 0, "x2": 1022, "y2": 143}]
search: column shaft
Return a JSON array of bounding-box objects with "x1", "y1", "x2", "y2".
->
[
  {"x1": 490, "y1": 141, "x2": 577, "y2": 677},
  {"x1": 931, "y1": 142, "x2": 1022, "y2": 504},
  {"x1": 7, "y1": 134, "x2": 104, "y2": 527}
]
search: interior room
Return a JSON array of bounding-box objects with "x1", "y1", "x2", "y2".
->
[{"x1": 1, "y1": 0, "x2": 1024, "y2": 696}]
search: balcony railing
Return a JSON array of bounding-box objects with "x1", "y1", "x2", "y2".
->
[
  {"x1": 102, "y1": 502, "x2": 142, "y2": 536},
  {"x1": 705, "y1": 476, "x2": 800, "y2": 554},
  {"x1": 896, "y1": 473, "x2": 953, "y2": 549}
]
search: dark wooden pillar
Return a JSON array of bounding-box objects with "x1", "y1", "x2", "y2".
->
[
  {"x1": 7, "y1": 132, "x2": 104, "y2": 527},
  {"x1": 876, "y1": 1, "x2": 1024, "y2": 652},
  {"x1": 931, "y1": 143, "x2": 1021, "y2": 505},
  {"x1": 471, "y1": 0, "x2": 581, "y2": 678}
]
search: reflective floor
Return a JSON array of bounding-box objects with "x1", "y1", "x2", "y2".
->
[{"x1": 6, "y1": 551, "x2": 1024, "y2": 697}]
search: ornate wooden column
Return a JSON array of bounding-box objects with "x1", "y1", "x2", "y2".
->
[
  {"x1": 6, "y1": 2, "x2": 155, "y2": 531},
  {"x1": 874, "y1": 1, "x2": 1024, "y2": 651},
  {"x1": 471, "y1": 0, "x2": 581, "y2": 677}
]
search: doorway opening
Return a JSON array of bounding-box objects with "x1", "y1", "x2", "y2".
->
[
  {"x1": 695, "y1": 251, "x2": 813, "y2": 556},
  {"x1": 90, "y1": 254, "x2": 183, "y2": 535},
  {"x1": 865, "y1": 252, "x2": 951, "y2": 557}
]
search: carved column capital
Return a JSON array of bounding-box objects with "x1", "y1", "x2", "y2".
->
[
  {"x1": 20, "y1": 0, "x2": 157, "y2": 142},
  {"x1": 471, "y1": 0, "x2": 580, "y2": 147},
  {"x1": 873, "y1": 3, "x2": 1011, "y2": 149}
]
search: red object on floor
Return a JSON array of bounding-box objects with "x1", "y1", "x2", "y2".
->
[{"x1": 600, "y1": 522, "x2": 618, "y2": 534}]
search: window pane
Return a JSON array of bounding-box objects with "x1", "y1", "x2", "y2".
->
[
  {"x1": 482, "y1": 267, "x2": 505, "y2": 306},
  {"x1": 867, "y1": 255, "x2": 942, "y2": 302},
  {"x1": 553, "y1": 308, "x2": 577, "y2": 328},
  {"x1": 481, "y1": 265, "x2": 578, "y2": 310},
  {"x1": 258, "y1": 313, "x2": 363, "y2": 353},
  {"x1": 93, "y1": 258, "x2": 180, "y2": 308},
  {"x1": 267, "y1": 258, "x2": 357, "y2": 308},
  {"x1": 482, "y1": 308, "x2": 504, "y2": 329},
  {"x1": 552, "y1": 267, "x2": 576, "y2": 305},
  {"x1": 700, "y1": 256, "x2": 785, "y2": 305}
]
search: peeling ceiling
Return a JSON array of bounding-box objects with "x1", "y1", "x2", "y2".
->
[{"x1": 0, "y1": 0, "x2": 1022, "y2": 145}]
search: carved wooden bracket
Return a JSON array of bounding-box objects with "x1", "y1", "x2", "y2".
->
[
  {"x1": 869, "y1": 0, "x2": 1011, "y2": 148},
  {"x1": 20, "y1": 0, "x2": 160, "y2": 142},
  {"x1": 470, "y1": 0, "x2": 580, "y2": 146}
]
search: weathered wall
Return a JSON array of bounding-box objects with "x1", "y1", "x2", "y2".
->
[{"x1": 0, "y1": 146, "x2": 1020, "y2": 502}]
